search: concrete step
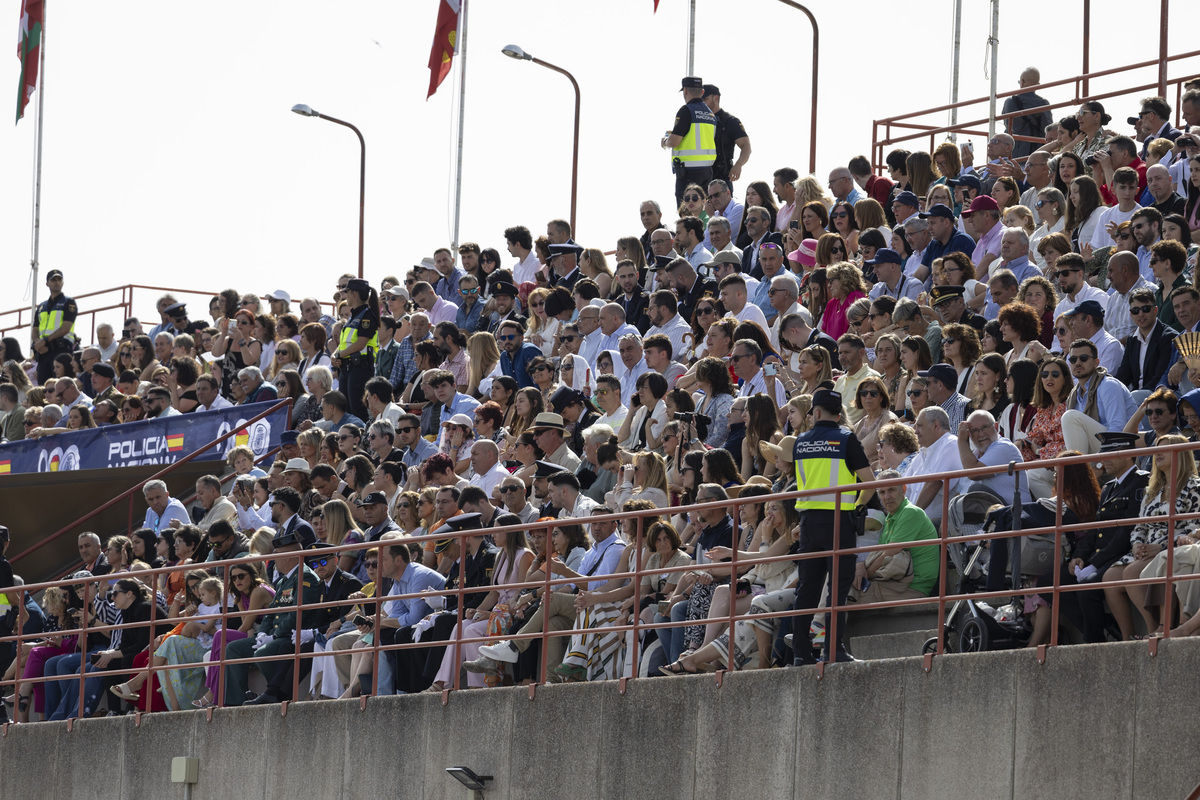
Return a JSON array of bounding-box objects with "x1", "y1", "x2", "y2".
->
[{"x1": 850, "y1": 628, "x2": 938, "y2": 661}]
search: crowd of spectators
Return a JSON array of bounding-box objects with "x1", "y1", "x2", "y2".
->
[{"x1": 2, "y1": 79, "x2": 1200, "y2": 719}]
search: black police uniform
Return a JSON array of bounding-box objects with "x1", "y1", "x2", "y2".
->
[
  {"x1": 712, "y1": 107, "x2": 748, "y2": 184},
  {"x1": 34, "y1": 291, "x2": 77, "y2": 384},
  {"x1": 338, "y1": 303, "x2": 380, "y2": 421}
]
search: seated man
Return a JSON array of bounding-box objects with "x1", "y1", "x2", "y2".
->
[
  {"x1": 1060, "y1": 338, "x2": 1137, "y2": 456},
  {"x1": 956, "y1": 410, "x2": 1030, "y2": 503},
  {"x1": 224, "y1": 498, "x2": 322, "y2": 706},
  {"x1": 367, "y1": 533, "x2": 447, "y2": 694},
  {"x1": 904, "y1": 407, "x2": 963, "y2": 529},
  {"x1": 849, "y1": 470, "x2": 939, "y2": 604},
  {"x1": 1117, "y1": 287, "x2": 1177, "y2": 390}
]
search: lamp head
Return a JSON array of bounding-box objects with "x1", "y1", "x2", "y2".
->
[
  {"x1": 445, "y1": 767, "x2": 492, "y2": 791},
  {"x1": 500, "y1": 45, "x2": 531, "y2": 61},
  {"x1": 291, "y1": 104, "x2": 318, "y2": 117}
]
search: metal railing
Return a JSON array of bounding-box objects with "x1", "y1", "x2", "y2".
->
[
  {"x1": 3, "y1": 435, "x2": 1199, "y2": 726},
  {"x1": 872, "y1": 49, "x2": 1200, "y2": 168}
]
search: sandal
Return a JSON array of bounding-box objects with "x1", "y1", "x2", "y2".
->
[
  {"x1": 658, "y1": 660, "x2": 698, "y2": 676},
  {"x1": 110, "y1": 683, "x2": 140, "y2": 702},
  {"x1": 191, "y1": 695, "x2": 215, "y2": 709}
]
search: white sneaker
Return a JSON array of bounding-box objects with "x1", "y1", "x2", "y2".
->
[{"x1": 478, "y1": 641, "x2": 520, "y2": 663}]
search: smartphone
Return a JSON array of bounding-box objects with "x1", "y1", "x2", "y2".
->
[
  {"x1": 789, "y1": 220, "x2": 800, "y2": 230},
  {"x1": 353, "y1": 614, "x2": 373, "y2": 627},
  {"x1": 763, "y1": 362, "x2": 778, "y2": 377}
]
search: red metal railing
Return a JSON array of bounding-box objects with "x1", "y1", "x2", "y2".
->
[
  {"x1": 872, "y1": 49, "x2": 1200, "y2": 168},
  {"x1": 4, "y1": 436, "x2": 1199, "y2": 725}
]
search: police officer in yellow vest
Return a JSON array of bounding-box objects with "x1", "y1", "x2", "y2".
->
[
  {"x1": 790, "y1": 389, "x2": 877, "y2": 665},
  {"x1": 661, "y1": 76, "x2": 717, "y2": 204},
  {"x1": 331, "y1": 278, "x2": 380, "y2": 422},
  {"x1": 32, "y1": 269, "x2": 78, "y2": 384}
]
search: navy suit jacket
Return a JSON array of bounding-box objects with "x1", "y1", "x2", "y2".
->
[{"x1": 1119, "y1": 320, "x2": 1177, "y2": 390}]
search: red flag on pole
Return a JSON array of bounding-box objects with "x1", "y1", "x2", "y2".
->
[
  {"x1": 427, "y1": 0, "x2": 460, "y2": 99},
  {"x1": 16, "y1": 0, "x2": 42, "y2": 123}
]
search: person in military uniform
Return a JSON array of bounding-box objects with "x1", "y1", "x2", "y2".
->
[
  {"x1": 332, "y1": 278, "x2": 380, "y2": 422},
  {"x1": 661, "y1": 76, "x2": 717, "y2": 204},
  {"x1": 32, "y1": 269, "x2": 78, "y2": 384},
  {"x1": 931, "y1": 284, "x2": 987, "y2": 334},
  {"x1": 224, "y1": 488, "x2": 322, "y2": 705},
  {"x1": 164, "y1": 303, "x2": 208, "y2": 337},
  {"x1": 790, "y1": 389, "x2": 877, "y2": 664},
  {"x1": 1059, "y1": 432, "x2": 1148, "y2": 642},
  {"x1": 702, "y1": 84, "x2": 751, "y2": 184},
  {"x1": 393, "y1": 512, "x2": 498, "y2": 693}
]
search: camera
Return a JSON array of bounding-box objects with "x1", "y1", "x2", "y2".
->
[
  {"x1": 1084, "y1": 148, "x2": 1108, "y2": 167},
  {"x1": 763, "y1": 362, "x2": 779, "y2": 377},
  {"x1": 1178, "y1": 137, "x2": 1198, "y2": 148},
  {"x1": 674, "y1": 411, "x2": 711, "y2": 426}
]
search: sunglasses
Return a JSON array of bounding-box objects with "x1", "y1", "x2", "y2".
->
[
  {"x1": 308, "y1": 558, "x2": 332, "y2": 568},
  {"x1": 831, "y1": 211, "x2": 848, "y2": 219},
  {"x1": 397, "y1": 426, "x2": 416, "y2": 433},
  {"x1": 498, "y1": 334, "x2": 517, "y2": 341},
  {"x1": 1067, "y1": 354, "x2": 1092, "y2": 364},
  {"x1": 365, "y1": 561, "x2": 378, "y2": 568},
  {"x1": 697, "y1": 306, "x2": 716, "y2": 315},
  {"x1": 1041, "y1": 370, "x2": 1063, "y2": 379},
  {"x1": 533, "y1": 365, "x2": 552, "y2": 373},
  {"x1": 1130, "y1": 305, "x2": 1155, "y2": 315},
  {"x1": 1056, "y1": 327, "x2": 1070, "y2": 336},
  {"x1": 858, "y1": 390, "x2": 880, "y2": 398},
  {"x1": 558, "y1": 335, "x2": 577, "y2": 343},
  {"x1": 231, "y1": 573, "x2": 251, "y2": 581},
  {"x1": 500, "y1": 485, "x2": 523, "y2": 493},
  {"x1": 906, "y1": 389, "x2": 925, "y2": 396},
  {"x1": 683, "y1": 195, "x2": 702, "y2": 202},
  {"x1": 943, "y1": 338, "x2": 958, "y2": 345},
  {"x1": 1146, "y1": 407, "x2": 1169, "y2": 416}
]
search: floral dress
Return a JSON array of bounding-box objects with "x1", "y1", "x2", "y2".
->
[
  {"x1": 1023, "y1": 403, "x2": 1067, "y2": 461},
  {"x1": 1114, "y1": 475, "x2": 1200, "y2": 567}
]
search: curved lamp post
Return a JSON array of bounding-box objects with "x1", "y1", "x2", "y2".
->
[
  {"x1": 291, "y1": 104, "x2": 366, "y2": 279},
  {"x1": 500, "y1": 45, "x2": 580, "y2": 236}
]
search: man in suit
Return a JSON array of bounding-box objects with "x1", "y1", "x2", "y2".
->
[
  {"x1": 483, "y1": 282, "x2": 526, "y2": 335},
  {"x1": 1117, "y1": 287, "x2": 1178, "y2": 390},
  {"x1": 664, "y1": 257, "x2": 717, "y2": 325},
  {"x1": 228, "y1": 510, "x2": 323, "y2": 705},
  {"x1": 740, "y1": 205, "x2": 783, "y2": 279},
  {"x1": 394, "y1": 511, "x2": 498, "y2": 692},
  {"x1": 548, "y1": 242, "x2": 584, "y2": 291},
  {"x1": 1061, "y1": 432, "x2": 1149, "y2": 642},
  {"x1": 614, "y1": 259, "x2": 651, "y2": 334}
]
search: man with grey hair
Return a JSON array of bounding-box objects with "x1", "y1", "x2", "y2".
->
[
  {"x1": 389, "y1": 311, "x2": 432, "y2": 389},
  {"x1": 996, "y1": 227, "x2": 1038, "y2": 283},
  {"x1": 467, "y1": 439, "x2": 509, "y2": 497},
  {"x1": 195, "y1": 473, "x2": 238, "y2": 532},
  {"x1": 367, "y1": 419, "x2": 404, "y2": 464},
  {"x1": 905, "y1": 406, "x2": 962, "y2": 527},
  {"x1": 901, "y1": 216, "x2": 933, "y2": 285},
  {"x1": 498, "y1": 474, "x2": 539, "y2": 523},
  {"x1": 147, "y1": 293, "x2": 179, "y2": 340},
  {"x1": 956, "y1": 410, "x2": 1029, "y2": 503},
  {"x1": 616, "y1": 333, "x2": 649, "y2": 407},
  {"x1": 596, "y1": 303, "x2": 640, "y2": 354},
  {"x1": 94, "y1": 323, "x2": 118, "y2": 361},
  {"x1": 639, "y1": 199, "x2": 666, "y2": 263},
  {"x1": 704, "y1": 178, "x2": 743, "y2": 251},
  {"x1": 238, "y1": 366, "x2": 277, "y2": 404},
  {"x1": 827, "y1": 166, "x2": 865, "y2": 205},
  {"x1": 142, "y1": 479, "x2": 190, "y2": 535},
  {"x1": 847, "y1": 468, "x2": 940, "y2": 604},
  {"x1": 983, "y1": 269, "x2": 1020, "y2": 321},
  {"x1": 704, "y1": 215, "x2": 741, "y2": 258},
  {"x1": 767, "y1": 275, "x2": 803, "y2": 351},
  {"x1": 579, "y1": 423, "x2": 617, "y2": 503},
  {"x1": 977, "y1": 132, "x2": 1015, "y2": 193}
]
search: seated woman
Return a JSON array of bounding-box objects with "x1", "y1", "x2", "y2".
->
[
  {"x1": 1105, "y1": 434, "x2": 1200, "y2": 639},
  {"x1": 425, "y1": 521, "x2": 533, "y2": 692},
  {"x1": 189, "y1": 563, "x2": 275, "y2": 707},
  {"x1": 853, "y1": 376, "x2": 899, "y2": 472},
  {"x1": 664, "y1": 499, "x2": 800, "y2": 673},
  {"x1": 1124, "y1": 389, "x2": 1180, "y2": 472},
  {"x1": 606, "y1": 450, "x2": 670, "y2": 510},
  {"x1": 1018, "y1": 355, "x2": 1073, "y2": 499},
  {"x1": 10, "y1": 586, "x2": 72, "y2": 723},
  {"x1": 984, "y1": 452, "x2": 1100, "y2": 647}
]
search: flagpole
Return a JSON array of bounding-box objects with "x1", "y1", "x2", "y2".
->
[
  {"x1": 451, "y1": 0, "x2": 469, "y2": 250},
  {"x1": 686, "y1": 0, "x2": 695, "y2": 74},
  {"x1": 29, "y1": 0, "x2": 47, "y2": 338}
]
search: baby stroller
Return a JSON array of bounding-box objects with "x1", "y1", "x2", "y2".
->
[{"x1": 922, "y1": 481, "x2": 1037, "y2": 654}]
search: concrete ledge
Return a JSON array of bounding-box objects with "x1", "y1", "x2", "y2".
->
[{"x1": 6, "y1": 640, "x2": 1200, "y2": 800}]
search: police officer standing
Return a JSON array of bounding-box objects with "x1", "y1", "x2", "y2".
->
[
  {"x1": 702, "y1": 84, "x2": 751, "y2": 184},
  {"x1": 332, "y1": 278, "x2": 380, "y2": 422},
  {"x1": 790, "y1": 389, "x2": 876, "y2": 664},
  {"x1": 661, "y1": 76, "x2": 717, "y2": 204},
  {"x1": 31, "y1": 269, "x2": 77, "y2": 384}
]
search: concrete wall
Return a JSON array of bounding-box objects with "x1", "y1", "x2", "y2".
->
[{"x1": 4, "y1": 639, "x2": 1198, "y2": 799}]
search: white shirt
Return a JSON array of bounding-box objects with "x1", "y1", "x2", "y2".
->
[
  {"x1": 513, "y1": 251, "x2": 541, "y2": 285},
  {"x1": 376, "y1": 402, "x2": 404, "y2": 428},
  {"x1": 1134, "y1": 322, "x2": 1158, "y2": 388},
  {"x1": 1105, "y1": 275, "x2": 1154, "y2": 343},
  {"x1": 1089, "y1": 204, "x2": 1142, "y2": 250},
  {"x1": 904, "y1": 432, "x2": 963, "y2": 516},
  {"x1": 737, "y1": 367, "x2": 786, "y2": 406},
  {"x1": 469, "y1": 462, "x2": 511, "y2": 499},
  {"x1": 617, "y1": 358, "x2": 649, "y2": 408},
  {"x1": 769, "y1": 301, "x2": 804, "y2": 351},
  {"x1": 596, "y1": 405, "x2": 628, "y2": 431},
  {"x1": 1028, "y1": 217, "x2": 1065, "y2": 270},
  {"x1": 200, "y1": 395, "x2": 234, "y2": 411},
  {"x1": 1089, "y1": 327, "x2": 1125, "y2": 374},
  {"x1": 727, "y1": 302, "x2": 769, "y2": 332},
  {"x1": 1053, "y1": 283, "x2": 1109, "y2": 321},
  {"x1": 647, "y1": 313, "x2": 695, "y2": 363},
  {"x1": 559, "y1": 492, "x2": 599, "y2": 520}
]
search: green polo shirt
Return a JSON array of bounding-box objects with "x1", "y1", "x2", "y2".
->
[{"x1": 881, "y1": 498, "x2": 940, "y2": 595}]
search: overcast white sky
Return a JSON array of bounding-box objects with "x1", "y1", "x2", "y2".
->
[{"x1": 0, "y1": 0, "x2": 1190, "y2": 335}]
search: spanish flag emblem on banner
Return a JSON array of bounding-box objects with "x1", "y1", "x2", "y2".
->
[
  {"x1": 0, "y1": 461, "x2": 10, "y2": 474},
  {"x1": 167, "y1": 434, "x2": 185, "y2": 452},
  {"x1": 235, "y1": 429, "x2": 250, "y2": 447}
]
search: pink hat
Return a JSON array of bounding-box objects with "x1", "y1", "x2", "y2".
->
[{"x1": 788, "y1": 239, "x2": 818, "y2": 268}]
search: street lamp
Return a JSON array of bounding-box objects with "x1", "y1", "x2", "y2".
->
[
  {"x1": 291, "y1": 103, "x2": 366, "y2": 279},
  {"x1": 500, "y1": 45, "x2": 581, "y2": 236},
  {"x1": 773, "y1": 2, "x2": 819, "y2": 175}
]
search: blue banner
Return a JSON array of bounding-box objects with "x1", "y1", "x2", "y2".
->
[{"x1": 0, "y1": 401, "x2": 288, "y2": 475}]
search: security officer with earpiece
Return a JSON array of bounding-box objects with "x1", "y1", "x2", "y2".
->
[
  {"x1": 661, "y1": 76, "x2": 717, "y2": 204},
  {"x1": 790, "y1": 389, "x2": 877, "y2": 665},
  {"x1": 32, "y1": 269, "x2": 78, "y2": 384},
  {"x1": 332, "y1": 278, "x2": 380, "y2": 422}
]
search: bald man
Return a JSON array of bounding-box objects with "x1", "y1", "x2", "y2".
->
[
  {"x1": 827, "y1": 166, "x2": 864, "y2": 205},
  {"x1": 1145, "y1": 163, "x2": 1186, "y2": 216},
  {"x1": 1002, "y1": 67, "x2": 1051, "y2": 158}
]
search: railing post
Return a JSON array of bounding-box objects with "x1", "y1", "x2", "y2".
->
[
  {"x1": 1163, "y1": 445, "x2": 1178, "y2": 640},
  {"x1": 1049, "y1": 463, "x2": 1064, "y2": 648},
  {"x1": 829, "y1": 490, "x2": 841, "y2": 661},
  {"x1": 628, "y1": 514, "x2": 643, "y2": 682}
]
